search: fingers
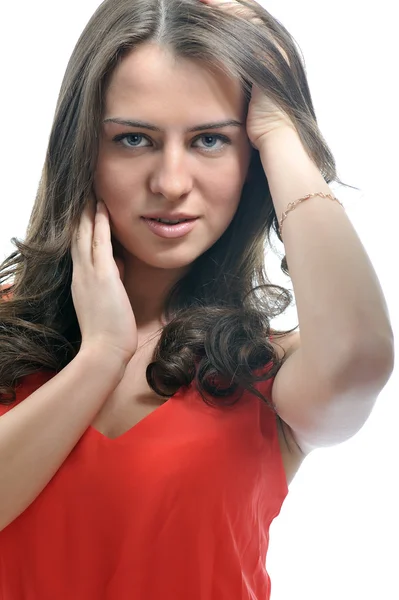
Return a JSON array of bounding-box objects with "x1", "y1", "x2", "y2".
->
[
  {"x1": 92, "y1": 200, "x2": 115, "y2": 272},
  {"x1": 199, "y1": 0, "x2": 263, "y2": 25},
  {"x1": 199, "y1": 0, "x2": 291, "y2": 67},
  {"x1": 70, "y1": 196, "x2": 117, "y2": 277},
  {"x1": 70, "y1": 195, "x2": 96, "y2": 268},
  {"x1": 111, "y1": 236, "x2": 126, "y2": 282},
  {"x1": 114, "y1": 256, "x2": 125, "y2": 282}
]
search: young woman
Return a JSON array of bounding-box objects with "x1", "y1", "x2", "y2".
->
[{"x1": 0, "y1": 0, "x2": 394, "y2": 598}]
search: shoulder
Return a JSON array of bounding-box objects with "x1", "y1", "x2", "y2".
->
[
  {"x1": 270, "y1": 328, "x2": 301, "y2": 365},
  {"x1": 268, "y1": 325, "x2": 388, "y2": 456}
]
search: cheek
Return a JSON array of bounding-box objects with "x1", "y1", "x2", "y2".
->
[
  {"x1": 94, "y1": 156, "x2": 134, "y2": 207},
  {"x1": 204, "y1": 188, "x2": 241, "y2": 237},
  {"x1": 205, "y1": 169, "x2": 245, "y2": 219}
]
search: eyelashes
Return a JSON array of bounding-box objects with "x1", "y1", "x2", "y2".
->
[{"x1": 112, "y1": 132, "x2": 232, "y2": 154}]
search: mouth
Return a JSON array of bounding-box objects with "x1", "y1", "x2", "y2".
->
[
  {"x1": 145, "y1": 217, "x2": 196, "y2": 225},
  {"x1": 142, "y1": 213, "x2": 199, "y2": 224},
  {"x1": 141, "y1": 216, "x2": 199, "y2": 239}
]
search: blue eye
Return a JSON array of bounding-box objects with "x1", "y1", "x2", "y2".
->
[
  {"x1": 113, "y1": 133, "x2": 149, "y2": 148},
  {"x1": 112, "y1": 133, "x2": 231, "y2": 153},
  {"x1": 195, "y1": 135, "x2": 230, "y2": 152}
]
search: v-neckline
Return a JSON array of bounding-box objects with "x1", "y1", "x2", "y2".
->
[{"x1": 85, "y1": 388, "x2": 183, "y2": 444}]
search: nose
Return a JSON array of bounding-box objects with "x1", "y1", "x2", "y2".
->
[{"x1": 149, "y1": 145, "x2": 194, "y2": 201}]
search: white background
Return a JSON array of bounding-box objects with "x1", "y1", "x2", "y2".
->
[{"x1": 0, "y1": 1, "x2": 397, "y2": 599}]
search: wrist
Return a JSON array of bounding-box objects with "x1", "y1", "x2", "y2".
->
[
  {"x1": 257, "y1": 126, "x2": 309, "y2": 160},
  {"x1": 257, "y1": 128, "x2": 332, "y2": 216},
  {"x1": 77, "y1": 344, "x2": 129, "y2": 378}
]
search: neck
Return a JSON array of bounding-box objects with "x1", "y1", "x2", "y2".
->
[{"x1": 122, "y1": 254, "x2": 187, "y2": 329}]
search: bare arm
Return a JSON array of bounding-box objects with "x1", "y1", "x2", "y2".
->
[
  {"x1": 259, "y1": 128, "x2": 394, "y2": 452},
  {"x1": 0, "y1": 347, "x2": 126, "y2": 531}
]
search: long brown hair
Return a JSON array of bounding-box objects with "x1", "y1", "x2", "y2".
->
[{"x1": 0, "y1": 0, "x2": 355, "y2": 420}]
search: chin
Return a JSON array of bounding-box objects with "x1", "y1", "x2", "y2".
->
[
  {"x1": 128, "y1": 247, "x2": 203, "y2": 272},
  {"x1": 118, "y1": 231, "x2": 220, "y2": 272}
]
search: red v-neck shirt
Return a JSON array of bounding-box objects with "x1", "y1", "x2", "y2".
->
[{"x1": 0, "y1": 369, "x2": 288, "y2": 599}]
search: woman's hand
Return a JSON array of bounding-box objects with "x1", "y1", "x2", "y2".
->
[
  {"x1": 198, "y1": 0, "x2": 296, "y2": 148},
  {"x1": 70, "y1": 196, "x2": 138, "y2": 365}
]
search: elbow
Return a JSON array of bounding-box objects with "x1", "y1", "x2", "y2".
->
[{"x1": 334, "y1": 335, "x2": 395, "y2": 394}]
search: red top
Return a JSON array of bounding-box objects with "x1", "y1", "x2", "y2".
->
[{"x1": 0, "y1": 369, "x2": 288, "y2": 599}]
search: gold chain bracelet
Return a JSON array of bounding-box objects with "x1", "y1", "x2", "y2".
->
[{"x1": 279, "y1": 192, "x2": 345, "y2": 238}]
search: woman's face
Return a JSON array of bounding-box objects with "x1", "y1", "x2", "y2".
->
[{"x1": 94, "y1": 43, "x2": 252, "y2": 272}]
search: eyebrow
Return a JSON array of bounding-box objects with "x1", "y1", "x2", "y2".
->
[{"x1": 103, "y1": 117, "x2": 243, "y2": 133}]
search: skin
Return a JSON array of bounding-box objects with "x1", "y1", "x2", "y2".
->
[{"x1": 94, "y1": 43, "x2": 252, "y2": 329}]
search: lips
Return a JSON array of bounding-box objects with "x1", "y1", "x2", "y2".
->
[
  {"x1": 141, "y1": 216, "x2": 199, "y2": 239},
  {"x1": 142, "y1": 213, "x2": 198, "y2": 221},
  {"x1": 148, "y1": 217, "x2": 194, "y2": 225}
]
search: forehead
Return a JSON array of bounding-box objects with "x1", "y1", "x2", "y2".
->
[{"x1": 104, "y1": 43, "x2": 246, "y2": 122}]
